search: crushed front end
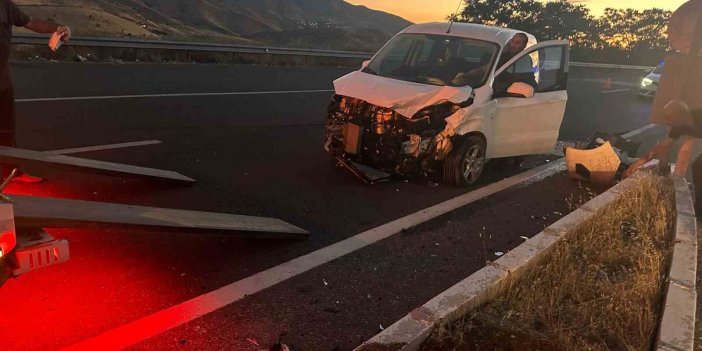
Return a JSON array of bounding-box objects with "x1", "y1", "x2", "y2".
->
[{"x1": 324, "y1": 95, "x2": 468, "y2": 183}]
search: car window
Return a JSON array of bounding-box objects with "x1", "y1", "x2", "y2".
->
[
  {"x1": 495, "y1": 45, "x2": 566, "y2": 95},
  {"x1": 365, "y1": 33, "x2": 499, "y2": 88},
  {"x1": 534, "y1": 46, "x2": 566, "y2": 92}
]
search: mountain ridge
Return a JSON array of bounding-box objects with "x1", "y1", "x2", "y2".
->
[{"x1": 15, "y1": 0, "x2": 414, "y2": 51}]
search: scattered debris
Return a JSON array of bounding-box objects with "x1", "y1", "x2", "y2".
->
[
  {"x1": 379, "y1": 324, "x2": 385, "y2": 331},
  {"x1": 520, "y1": 236, "x2": 529, "y2": 240},
  {"x1": 495, "y1": 252, "x2": 504, "y2": 257},
  {"x1": 565, "y1": 133, "x2": 641, "y2": 184},
  {"x1": 75, "y1": 54, "x2": 88, "y2": 62},
  {"x1": 323, "y1": 279, "x2": 328, "y2": 286},
  {"x1": 323, "y1": 307, "x2": 340, "y2": 314},
  {"x1": 269, "y1": 338, "x2": 290, "y2": 351}
]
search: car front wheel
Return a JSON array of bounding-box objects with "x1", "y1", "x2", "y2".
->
[{"x1": 443, "y1": 135, "x2": 486, "y2": 187}]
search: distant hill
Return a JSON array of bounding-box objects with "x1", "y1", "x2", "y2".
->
[{"x1": 14, "y1": 0, "x2": 413, "y2": 51}]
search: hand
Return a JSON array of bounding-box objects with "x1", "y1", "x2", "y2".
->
[{"x1": 57, "y1": 26, "x2": 71, "y2": 42}]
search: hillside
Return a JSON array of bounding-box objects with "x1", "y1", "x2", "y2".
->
[{"x1": 13, "y1": 0, "x2": 413, "y2": 51}]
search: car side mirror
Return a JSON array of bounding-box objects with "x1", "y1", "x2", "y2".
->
[
  {"x1": 506, "y1": 82, "x2": 535, "y2": 98},
  {"x1": 361, "y1": 60, "x2": 370, "y2": 69}
]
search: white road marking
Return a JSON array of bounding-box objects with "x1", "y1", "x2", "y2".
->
[
  {"x1": 621, "y1": 124, "x2": 658, "y2": 139},
  {"x1": 62, "y1": 160, "x2": 566, "y2": 351},
  {"x1": 16, "y1": 89, "x2": 335, "y2": 102},
  {"x1": 44, "y1": 140, "x2": 162, "y2": 155},
  {"x1": 570, "y1": 78, "x2": 639, "y2": 88},
  {"x1": 601, "y1": 88, "x2": 631, "y2": 94}
]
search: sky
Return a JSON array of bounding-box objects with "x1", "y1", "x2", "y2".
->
[{"x1": 346, "y1": 0, "x2": 688, "y2": 23}]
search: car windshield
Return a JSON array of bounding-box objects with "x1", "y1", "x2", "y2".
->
[
  {"x1": 652, "y1": 64, "x2": 664, "y2": 74},
  {"x1": 364, "y1": 34, "x2": 499, "y2": 88}
]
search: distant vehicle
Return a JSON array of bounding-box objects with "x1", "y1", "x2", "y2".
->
[
  {"x1": 639, "y1": 63, "x2": 664, "y2": 98},
  {"x1": 324, "y1": 22, "x2": 570, "y2": 186}
]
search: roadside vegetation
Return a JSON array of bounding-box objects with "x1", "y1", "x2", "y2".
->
[{"x1": 422, "y1": 176, "x2": 675, "y2": 351}]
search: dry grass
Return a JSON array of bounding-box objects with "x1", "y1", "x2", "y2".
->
[{"x1": 426, "y1": 176, "x2": 675, "y2": 351}]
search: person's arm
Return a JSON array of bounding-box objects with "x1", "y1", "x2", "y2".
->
[
  {"x1": 623, "y1": 137, "x2": 676, "y2": 178},
  {"x1": 24, "y1": 20, "x2": 71, "y2": 41},
  {"x1": 673, "y1": 137, "x2": 696, "y2": 177}
]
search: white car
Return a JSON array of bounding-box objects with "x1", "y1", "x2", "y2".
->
[
  {"x1": 324, "y1": 22, "x2": 569, "y2": 186},
  {"x1": 639, "y1": 63, "x2": 663, "y2": 98}
]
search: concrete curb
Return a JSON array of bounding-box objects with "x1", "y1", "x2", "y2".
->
[
  {"x1": 656, "y1": 177, "x2": 697, "y2": 351},
  {"x1": 355, "y1": 172, "x2": 650, "y2": 351}
]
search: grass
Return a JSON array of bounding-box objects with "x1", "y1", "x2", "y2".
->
[{"x1": 423, "y1": 175, "x2": 675, "y2": 351}]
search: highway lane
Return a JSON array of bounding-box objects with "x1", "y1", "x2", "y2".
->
[{"x1": 0, "y1": 62, "x2": 657, "y2": 350}]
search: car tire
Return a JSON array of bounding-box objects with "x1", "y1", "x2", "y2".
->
[{"x1": 443, "y1": 135, "x2": 486, "y2": 187}]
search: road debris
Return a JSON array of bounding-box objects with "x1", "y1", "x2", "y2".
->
[
  {"x1": 495, "y1": 252, "x2": 504, "y2": 257},
  {"x1": 565, "y1": 133, "x2": 640, "y2": 184},
  {"x1": 324, "y1": 307, "x2": 340, "y2": 314},
  {"x1": 269, "y1": 339, "x2": 291, "y2": 351}
]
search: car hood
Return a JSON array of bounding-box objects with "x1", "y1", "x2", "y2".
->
[{"x1": 333, "y1": 71, "x2": 473, "y2": 118}]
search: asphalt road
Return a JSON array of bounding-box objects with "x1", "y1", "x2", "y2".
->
[{"x1": 0, "y1": 62, "x2": 657, "y2": 350}]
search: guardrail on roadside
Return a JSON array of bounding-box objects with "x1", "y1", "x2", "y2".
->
[
  {"x1": 11, "y1": 34, "x2": 654, "y2": 70},
  {"x1": 11, "y1": 34, "x2": 374, "y2": 59}
]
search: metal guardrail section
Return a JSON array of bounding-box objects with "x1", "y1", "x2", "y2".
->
[
  {"x1": 569, "y1": 62, "x2": 653, "y2": 70},
  {"x1": 12, "y1": 34, "x2": 654, "y2": 69},
  {"x1": 11, "y1": 34, "x2": 374, "y2": 59}
]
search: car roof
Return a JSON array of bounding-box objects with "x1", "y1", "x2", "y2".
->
[{"x1": 401, "y1": 22, "x2": 537, "y2": 48}]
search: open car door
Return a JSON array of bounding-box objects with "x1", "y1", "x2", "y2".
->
[{"x1": 488, "y1": 40, "x2": 569, "y2": 158}]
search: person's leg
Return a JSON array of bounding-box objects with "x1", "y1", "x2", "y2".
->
[
  {"x1": 0, "y1": 87, "x2": 17, "y2": 178},
  {"x1": 691, "y1": 153, "x2": 702, "y2": 216}
]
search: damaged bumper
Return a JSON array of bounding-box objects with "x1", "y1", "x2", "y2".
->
[
  {"x1": 324, "y1": 95, "x2": 469, "y2": 181},
  {"x1": 565, "y1": 132, "x2": 641, "y2": 184}
]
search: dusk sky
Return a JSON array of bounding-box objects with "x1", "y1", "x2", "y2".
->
[{"x1": 346, "y1": 0, "x2": 687, "y2": 23}]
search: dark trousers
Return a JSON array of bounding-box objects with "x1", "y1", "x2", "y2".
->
[
  {"x1": 693, "y1": 154, "x2": 702, "y2": 216},
  {"x1": 0, "y1": 87, "x2": 17, "y2": 178},
  {"x1": 0, "y1": 86, "x2": 15, "y2": 147}
]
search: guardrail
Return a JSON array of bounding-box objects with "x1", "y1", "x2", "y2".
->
[
  {"x1": 11, "y1": 34, "x2": 654, "y2": 70},
  {"x1": 11, "y1": 34, "x2": 374, "y2": 59}
]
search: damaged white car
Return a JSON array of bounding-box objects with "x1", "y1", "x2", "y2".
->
[{"x1": 324, "y1": 23, "x2": 570, "y2": 186}]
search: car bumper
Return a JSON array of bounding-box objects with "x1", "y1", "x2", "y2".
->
[{"x1": 639, "y1": 85, "x2": 657, "y2": 97}]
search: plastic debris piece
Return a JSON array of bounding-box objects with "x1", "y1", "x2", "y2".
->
[
  {"x1": 495, "y1": 252, "x2": 504, "y2": 257},
  {"x1": 520, "y1": 236, "x2": 529, "y2": 240},
  {"x1": 323, "y1": 279, "x2": 328, "y2": 286},
  {"x1": 565, "y1": 142, "x2": 621, "y2": 184},
  {"x1": 49, "y1": 31, "x2": 63, "y2": 51}
]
